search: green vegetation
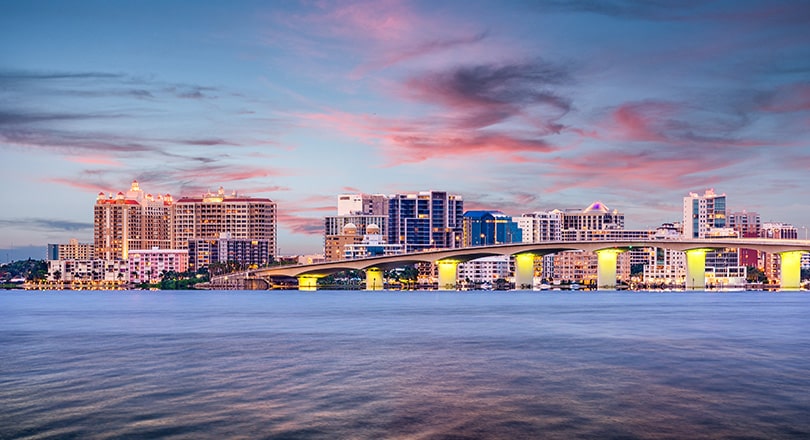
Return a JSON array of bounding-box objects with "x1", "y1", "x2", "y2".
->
[{"x1": 0, "y1": 259, "x2": 47, "y2": 284}]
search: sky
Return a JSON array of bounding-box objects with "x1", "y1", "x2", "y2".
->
[{"x1": 1, "y1": 0, "x2": 809, "y2": 260}]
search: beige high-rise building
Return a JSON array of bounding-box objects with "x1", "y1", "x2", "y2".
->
[
  {"x1": 172, "y1": 187, "x2": 277, "y2": 258},
  {"x1": 93, "y1": 180, "x2": 173, "y2": 260}
]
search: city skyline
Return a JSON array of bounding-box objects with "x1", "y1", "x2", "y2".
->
[{"x1": 2, "y1": 0, "x2": 809, "y2": 259}]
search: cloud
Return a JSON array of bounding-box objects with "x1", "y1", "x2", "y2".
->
[
  {"x1": 44, "y1": 177, "x2": 115, "y2": 193},
  {"x1": 0, "y1": 110, "x2": 125, "y2": 126},
  {"x1": 403, "y1": 61, "x2": 573, "y2": 130},
  {"x1": 757, "y1": 82, "x2": 810, "y2": 113},
  {"x1": 539, "y1": 147, "x2": 750, "y2": 194},
  {"x1": 0, "y1": 218, "x2": 92, "y2": 232},
  {"x1": 351, "y1": 31, "x2": 489, "y2": 78},
  {"x1": 277, "y1": 212, "x2": 325, "y2": 236}
]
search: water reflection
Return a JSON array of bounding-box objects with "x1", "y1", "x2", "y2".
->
[{"x1": 1, "y1": 291, "x2": 808, "y2": 438}]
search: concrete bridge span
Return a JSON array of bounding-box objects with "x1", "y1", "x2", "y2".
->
[{"x1": 216, "y1": 238, "x2": 810, "y2": 291}]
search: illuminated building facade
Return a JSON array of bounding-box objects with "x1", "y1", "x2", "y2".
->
[
  {"x1": 462, "y1": 211, "x2": 522, "y2": 247},
  {"x1": 549, "y1": 202, "x2": 631, "y2": 283},
  {"x1": 728, "y1": 210, "x2": 761, "y2": 266},
  {"x1": 683, "y1": 189, "x2": 727, "y2": 239},
  {"x1": 187, "y1": 233, "x2": 272, "y2": 271},
  {"x1": 343, "y1": 224, "x2": 404, "y2": 260},
  {"x1": 458, "y1": 256, "x2": 512, "y2": 284},
  {"x1": 172, "y1": 187, "x2": 276, "y2": 259},
  {"x1": 128, "y1": 248, "x2": 189, "y2": 283},
  {"x1": 94, "y1": 180, "x2": 173, "y2": 260},
  {"x1": 759, "y1": 222, "x2": 798, "y2": 282},
  {"x1": 515, "y1": 210, "x2": 563, "y2": 243},
  {"x1": 324, "y1": 223, "x2": 364, "y2": 261},
  {"x1": 48, "y1": 239, "x2": 94, "y2": 260},
  {"x1": 561, "y1": 201, "x2": 624, "y2": 230},
  {"x1": 387, "y1": 191, "x2": 464, "y2": 252}
]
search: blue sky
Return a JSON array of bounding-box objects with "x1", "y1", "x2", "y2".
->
[{"x1": 2, "y1": 0, "x2": 809, "y2": 259}]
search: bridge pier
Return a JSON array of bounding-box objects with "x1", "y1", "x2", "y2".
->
[
  {"x1": 514, "y1": 253, "x2": 535, "y2": 290},
  {"x1": 298, "y1": 275, "x2": 320, "y2": 291},
  {"x1": 596, "y1": 249, "x2": 625, "y2": 290},
  {"x1": 685, "y1": 249, "x2": 709, "y2": 290},
  {"x1": 779, "y1": 251, "x2": 804, "y2": 291},
  {"x1": 365, "y1": 267, "x2": 384, "y2": 291},
  {"x1": 437, "y1": 260, "x2": 459, "y2": 290}
]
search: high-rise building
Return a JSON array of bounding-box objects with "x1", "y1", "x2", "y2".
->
[
  {"x1": 337, "y1": 193, "x2": 389, "y2": 216},
  {"x1": 548, "y1": 202, "x2": 631, "y2": 283},
  {"x1": 48, "y1": 239, "x2": 94, "y2": 260},
  {"x1": 461, "y1": 211, "x2": 522, "y2": 247},
  {"x1": 562, "y1": 201, "x2": 624, "y2": 231},
  {"x1": 728, "y1": 211, "x2": 761, "y2": 267},
  {"x1": 387, "y1": 191, "x2": 463, "y2": 252},
  {"x1": 683, "y1": 189, "x2": 726, "y2": 239},
  {"x1": 172, "y1": 187, "x2": 277, "y2": 259},
  {"x1": 94, "y1": 180, "x2": 173, "y2": 260},
  {"x1": 515, "y1": 210, "x2": 562, "y2": 243}
]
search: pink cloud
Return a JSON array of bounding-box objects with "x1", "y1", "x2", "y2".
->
[
  {"x1": 759, "y1": 83, "x2": 810, "y2": 113},
  {"x1": 540, "y1": 148, "x2": 747, "y2": 194},
  {"x1": 44, "y1": 177, "x2": 110, "y2": 193},
  {"x1": 609, "y1": 101, "x2": 676, "y2": 143},
  {"x1": 277, "y1": 212, "x2": 325, "y2": 236},
  {"x1": 65, "y1": 155, "x2": 123, "y2": 167}
]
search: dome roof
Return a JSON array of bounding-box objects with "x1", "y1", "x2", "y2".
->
[
  {"x1": 343, "y1": 223, "x2": 358, "y2": 234},
  {"x1": 583, "y1": 201, "x2": 609, "y2": 213},
  {"x1": 366, "y1": 223, "x2": 380, "y2": 234}
]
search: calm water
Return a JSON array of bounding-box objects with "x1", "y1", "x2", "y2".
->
[{"x1": 1, "y1": 290, "x2": 808, "y2": 439}]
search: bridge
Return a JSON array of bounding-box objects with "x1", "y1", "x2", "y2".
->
[{"x1": 210, "y1": 238, "x2": 810, "y2": 291}]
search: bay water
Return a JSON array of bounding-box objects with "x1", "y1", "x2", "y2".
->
[{"x1": 1, "y1": 290, "x2": 808, "y2": 439}]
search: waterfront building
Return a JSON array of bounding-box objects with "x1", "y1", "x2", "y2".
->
[
  {"x1": 642, "y1": 246, "x2": 686, "y2": 286},
  {"x1": 462, "y1": 211, "x2": 522, "y2": 247},
  {"x1": 172, "y1": 187, "x2": 277, "y2": 259},
  {"x1": 94, "y1": 180, "x2": 173, "y2": 260},
  {"x1": 46, "y1": 259, "x2": 129, "y2": 283},
  {"x1": 458, "y1": 256, "x2": 512, "y2": 285},
  {"x1": 128, "y1": 248, "x2": 189, "y2": 284},
  {"x1": 387, "y1": 191, "x2": 464, "y2": 252},
  {"x1": 48, "y1": 239, "x2": 94, "y2": 260},
  {"x1": 187, "y1": 233, "x2": 271, "y2": 272}
]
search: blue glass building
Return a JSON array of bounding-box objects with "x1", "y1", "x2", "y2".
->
[{"x1": 462, "y1": 211, "x2": 522, "y2": 247}]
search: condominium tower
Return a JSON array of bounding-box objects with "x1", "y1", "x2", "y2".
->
[
  {"x1": 387, "y1": 191, "x2": 464, "y2": 252},
  {"x1": 172, "y1": 187, "x2": 277, "y2": 257}
]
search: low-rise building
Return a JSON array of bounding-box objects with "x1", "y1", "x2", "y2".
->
[{"x1": 128, "y1": 248, "x2": 189, "y2": 284}]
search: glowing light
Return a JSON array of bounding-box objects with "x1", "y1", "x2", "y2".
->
[
  {"x1": 298, "y1": 275, "x2": 320, "y2": 291},
  {"x1": 596, "y1": 248, "x2": 625, "y2": 290},
  {"x1": 685, "y1": 248, "x2": 712, "y2": 290},
  {"x1": 366, "y1": 267, "x2": 383, "y2": 291},
  {"x1": 514, "y1": 253, "x2": 535, "y2": 290},
  {"x1": 779, "y1": 251, "x2": 803, "y2": 291},
  {"x1": 437, "y1": 260, "x2": 459, "y2": 290}
]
